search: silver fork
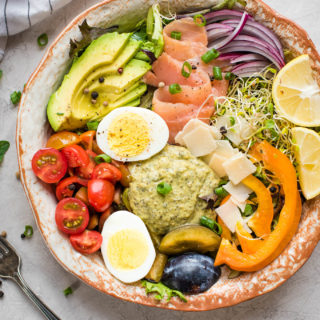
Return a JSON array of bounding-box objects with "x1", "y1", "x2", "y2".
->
[{"x1": 0, "y1": 236, "x2": 61, "y2": 320}]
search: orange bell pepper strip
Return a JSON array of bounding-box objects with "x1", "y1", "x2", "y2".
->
[
  {"x1": 214, "y1": 141, "x2": 301, "y2": 272},
  {"x1": 235, "y1": 221, "x2": 263, "y2": 254},
  {"x1": 217, "y1": 195, "x2": 232, "y2": 241},
  {"x1": 80, "y1": 131, "x2": 96, "y2": 151},
  {"x1": 242, "y1": 175, "x2": 273, "y2": 238}
]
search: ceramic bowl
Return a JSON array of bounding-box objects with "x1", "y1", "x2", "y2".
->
[{"x1": 16, "y1": 0, "x2": 320, "y2": 311}]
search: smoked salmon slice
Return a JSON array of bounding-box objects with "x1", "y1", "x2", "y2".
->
[
  {"x1": 144, "y1": 18, "x2": 229, "y2": 143},
  {"x1": 163, "y1": 18, "x2": 208, "y2": 61}
]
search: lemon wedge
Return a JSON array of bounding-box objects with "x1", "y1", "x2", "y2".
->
[
  {"x1": 273, "y1": 54, "x2": 320, "y2": 126},
  {"x1": 292, "y1": 127, "x2": 320, "y2": 199}
]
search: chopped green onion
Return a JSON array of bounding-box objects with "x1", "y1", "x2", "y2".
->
[
  {"x1": 10, "y1": 91, "x2": 21, "y2": 104},
  {"x1": 242, "y1": 204, "x2": 253, "y2": 217},
  {"x1": 94, "y1": 154, "x2": 112, "y2": 164},
  {"x1": 193, "y1": 14, "x2": 206, "y2": 27},
  {"x1": 169, "y1": 83, "x2": 182, "y2": 94},
  {"x1": 224, "y1": 72, "x2": 234, "y2": 80},
  {"x1": 23, "y1": 225, "x2": 33, "y2": 238},
  {"x1": 214, "y1": 186, "x2": 229, "y2": 198},
  {"x1": 170, "y1": 31, "x2": 181, "y2": 40},
  {"x1": 200, "y1": 216, "x2": 222, "y2": 235},
  {"x1": 201, "y1": 49, "x2": 220, "y2": 64},
  {"x1": 0, "y1": 141, "x2": 10, "y2": 163},
  {"x1": 230, "y1": 116, "x2": 235, "y2": 126},
  {"x1": 86, "y1": 120, "x2": 99, "y2": 131},
  {"x1": 157, "y1": 182, "x2": 172, "y2": 195},
  {"x1": 213, "y1": 66, "x2": 223, "y2": 80},
  {"x1": 63, "y1": 287, "x2": 73, "y2": 296},
  {"x1": 37, "y1": 33, "x2": 48, "y2": 47},
  {"x1": 181, "y1": 61, "x2": 192, "y2": 78}
]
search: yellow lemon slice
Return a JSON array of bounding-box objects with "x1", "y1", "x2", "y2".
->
[
  {"x1": 292, "y1": 127, "x2": 320, "y2": 200},
  {"x1": 273, "y1": 54, "x2": 320, "y2": 126}
]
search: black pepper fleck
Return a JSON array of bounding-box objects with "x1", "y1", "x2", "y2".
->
[
  {"x1": 91, "y1": 91, "x2": 99, "y2": 99},
  {"x1": 21, "y1": 234, "x2": 26, "y2": 239},
  {"x1": 220, "y1": 126, "x2": 227, "y2": 135},
  {"x1": 99, "y1": 77, "x2": 104, "y2": 83},
  {"x1": 192, "y1": 65, "x2": 197, "y2": 70},
  {"x1": 0, "y1": 291, "x2": 3, "y2": 298},
  {"x1": 118, "y1": 68, "x2": 123, "y2": 74}
]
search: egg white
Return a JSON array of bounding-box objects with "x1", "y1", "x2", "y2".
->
[
  {"x1": 101, "y1": 210, "x2": 156, "y2": 283},
  {"x1": 96, "y1": 106, "x2": 169, "y2": 162}
]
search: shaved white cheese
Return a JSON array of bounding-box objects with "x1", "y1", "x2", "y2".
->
[
  {"x1": 183, "y1": 126, "x2": 217, "y2": 157},
  {"x1": 223, "y1": 152, "x2": 256, "y2": 184},
  {"x1": 224, "y1": 181, "x2": 252, "y2": 203},
  {"x1": 215, "y1": 198, "x2": 242, "y2": 233},
  {"x1": 214, "y1": 116, "x2": 255, "y2": 146},
  {"x1": 208, "y1": 153, "x2": 228, "y2": 177},
  {"x1": 215, "y1": 140, "x2": 237, "y2": 157},
  {"x1": 175, "y1": 119, "x2": 221, "y2": 146},
  {"x1": 230, "y1": 196, "x2": 246, "y2": 212}
]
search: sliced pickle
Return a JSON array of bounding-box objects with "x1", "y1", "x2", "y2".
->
[
  {"x1": 145, "y1": 252, "x2": 168, "y2": 283},
  {"x1": 159, "y1": 225, "x2": 221, "y2": 255}
]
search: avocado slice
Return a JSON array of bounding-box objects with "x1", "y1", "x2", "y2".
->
[
  {"x1": 71, "y1": 59, "x2": 150, "y2": 122},
  {"x1": 92, "y1": 83, "x2": 147, "y2": 121},
  {"x1": 47, "y1": 32, "x2": 132, "y2": 131}
]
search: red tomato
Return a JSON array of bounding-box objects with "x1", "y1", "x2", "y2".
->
[
  {"x1": 69, "y1": 230, "x2": 102, "y2": 254},
  {"x1": 46, "y1": 131, "x2": 81, "y2": 150},
  {"x1": 32, "y1": 148, "x2": 67, "y2": 183},
  {"x1": 61, "y1": 145, "x2": 90, "y2": 168},
  {"x1": 55, "y1": 176, "x2": 88, "y2": 201},
  {"x1": 76, "y1": 150, "x2": 97, "y2": 179},
  {"x1": 92, "y1": 163, "x2": 122, "y2": 183},
  {"x1": 55, "y1": 198, "x2": 89, "y2": 235},
  {"x1": 88, "y1": 179, "x2": 115, "y2": 212}
]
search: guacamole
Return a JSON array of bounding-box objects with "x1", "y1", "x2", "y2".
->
[{"x1": 128, "y1": 145, "x2": 219, "y2": 235}]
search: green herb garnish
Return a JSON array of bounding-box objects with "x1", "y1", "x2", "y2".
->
[
  {"x1": 225, "y1": 72, "x2": 234, "y2": 80},
  {"x1": 169, "y1": 83, "x2": 182, "y2": 94},
  {"x1": 94, "y1": 154, "x2": 112, "y2": 164},
  {"x1": 242, "y1": 204, "x2": 253, "y2": 217},
  {"x1": 0, "y1": 141, "x2": 10, "y2": 163},
  {"x1": 0, "y1": 70, "x2": 2, "y2": 79},
  {"x1": 63, "y1": 287, "x2": 73, "y2": 296},
  {"x1": 214, "y1": 186, "x2": 228, "y2": 198},
  {"x1": 23, "y1": 225, "x2": 33, "y2": 238},
  {"x1": 181, "y1": 61, "x2": 192, "y2": 78},
  {"x1": 37, "y1": 33, "x2": 48, "y2": 47},
  {"x1": 213, "y1": 66, "x2": 223, "y2": 80},
  {"x1": 171, "y1": 31, "x2": 181, "y2": 40},
  {"x1": 193, "y1": 14, "x2": 206, "y2": 27},
  {"x1": 86, "y1": 120, "x2": 99, "y2": 131},
  {"x1": 10, "y1": 91, "x2": 21, "y2": 104},
  {"x1": 141, "y1": 280, "x2": 187, "y2": 303},
  {"x1": 56, "y1": 112, "x2": 64, "y2": 116},
  {"x1": 200, "y1": 216, "x2": 222, "y2": 235},
  {"x1": 157, "y1": 182, "x2": 172, "y2": 195},
  {"x1": 201, "y1": 49, "x2": 220, "y2": 64}
]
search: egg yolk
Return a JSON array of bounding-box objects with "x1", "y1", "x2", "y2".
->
[
  {"x1": 107, "y1": 229, "x2": 149, "y2": 270},
  {"x1": 107, "y1": 113, "x2": 150, "y2": 157}
]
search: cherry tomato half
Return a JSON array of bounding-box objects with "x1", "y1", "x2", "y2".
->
[
  {"x1": 76, "y1": 150, "x2": 97, "y2": 179},
  {"x1": 46, "y1": 131, "x2": 81, "y2": 150},
  {"x1": 32, "y1": 148, "x2": 67, "y2": 183},
  {"x1": 92, "y1": 163, "x2": 122, "y2": 183},
  {"x1": 80, "y1": 131, "x2": 96, "y2": 151},
  {"x1": 56, "y1": 176, "x2": 88, "y2": 201},
  {"x1": 69, "y1": 230, "x2": 102, "y2": 254},
  {"x1": 61, "y1": 145, "x2": 90, "y2": 168},
  {"x1": 88, "y1": 179, "x2": 115, "y2": 212},
  {"x1": 55, "y1": 198, "x2": 89, "y2": 235}
]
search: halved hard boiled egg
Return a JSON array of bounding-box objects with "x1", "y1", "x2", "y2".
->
[
  {"x1": 101, "y1": 210, "x2": 156, "y2": 283},
  {"x1": 96, "y1": 107, "x2": 169, "y2": 162}
]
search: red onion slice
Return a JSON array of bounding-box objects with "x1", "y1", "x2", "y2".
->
[
  {"x1": 232, "y1": 60, "x2": 270, "y2": 72},
  {"x1": 230, "y1": 53, "x2": 268, "y2": 63},
  {"x1": 207, "y1": 29, "x2": 232, "y2": 42},
  {"x1": 222, "y1": 19, "x2": 284, "y2": 58},
  {"x1": 210, "y1": 12, "x2": 249, "y2": 50},
  {"x1": 206, "y1": 23, "x2": 233, "y2": 31},
  {"x1": 204, "y1": 9, "x2": 254, "y2": 23},
  {"x1": 218, "y1": 53, "x2": 243, "y2": 61},
  {"x1": 219, "y1": 43, "x2": 282, "y2": 69}
]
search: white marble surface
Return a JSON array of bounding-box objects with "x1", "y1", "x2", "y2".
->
[{"x1": 1, "y1": 0, "x2": 320, "y2": 319}]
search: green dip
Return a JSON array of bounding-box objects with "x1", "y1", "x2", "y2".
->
[{"x1": 128, "y1": 145, "x2": 219, "y2": 235}]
